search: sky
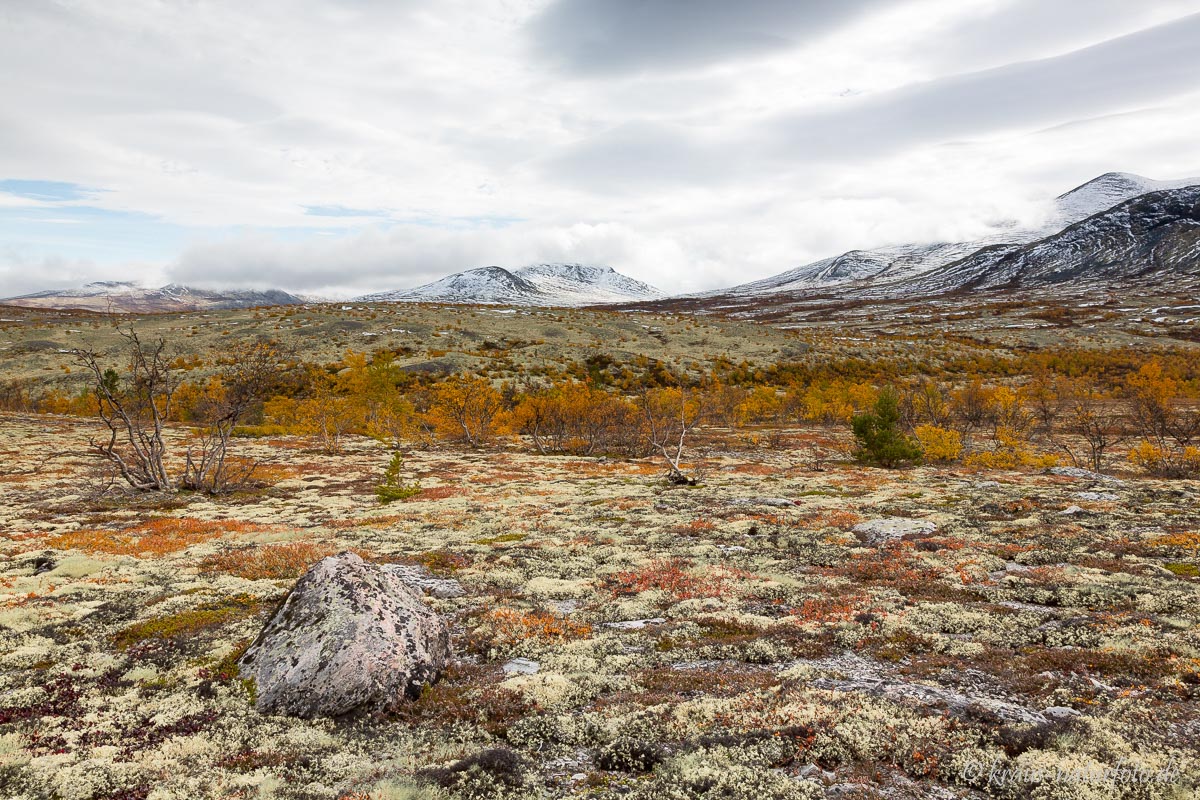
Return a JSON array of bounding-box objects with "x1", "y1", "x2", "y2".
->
[{"x1": 2, "y1": 0, "x2": 1199, "y2": 299}]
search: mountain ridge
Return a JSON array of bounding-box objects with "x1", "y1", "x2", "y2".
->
[
  {"x1": 357, "y1": 263, "x2": 664, "y2": 306},
  {"x1": 2, "y1": 281, "x2": 304, "y2": 313},
  {"x1": 708, "y1": 172, "x2": 1199, "y2": 299}
]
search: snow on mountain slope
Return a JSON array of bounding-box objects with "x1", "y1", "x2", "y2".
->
[
  {"x1": 515, "y1": 264, "x2": 664, "y2": 304},
  {"x1": 359, "y1": 267, "x2": 547, "y2": 305},
  {"x1": 1052, "y1": 172, "x2": 1199, "y2": 225},
  {"x1": 899, "y1": 184, "x2": 1200, "y2": 294},
  {"x1": 2, "y1": 281, "x2": 303, "y2": 312},
  {"x1": 358, "y1": 264, "x2": 663, "y2": 306},
  {"x1": 715, "y1": 172, "x2": 1200, "y2": 297}
]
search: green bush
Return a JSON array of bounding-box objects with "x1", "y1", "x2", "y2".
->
[
  {"x1": 851, "y1": 386, "x2": 922, "y2": 468},
  {"x1": 376, "y1": 452, "x2": 421, "y2": 504}
]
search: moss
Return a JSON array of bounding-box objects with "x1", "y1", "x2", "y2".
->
[
  {"x1": 111, "y1": 595, "x2": 263, "y2": 651},
  {"x1": 472, "y1": 533, "x2": 528, "y2": 545},
  {"x1": 418, "y1": 550, "x2": 472, "y2": 575},
  {"x1": 1164, "y1": 562, "x2": 1199, "y2": 578}
]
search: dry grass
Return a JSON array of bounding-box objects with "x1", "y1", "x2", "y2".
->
[{"x1": 199, "y1": 542, "x2": 373, "y2": 580}]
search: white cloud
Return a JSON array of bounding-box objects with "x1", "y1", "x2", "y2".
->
[{"x1": 1, "y1": 0, "x2": 1199, "y2": 298}]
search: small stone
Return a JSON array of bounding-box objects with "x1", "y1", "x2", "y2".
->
[
  {"x1": 1048, "y1": 466, "x2": 1126, "y2": 485},
  {"x1": 604, "y1": 617, "x2": 667, "y2": 630},
  {"x1": 1059, "y1": 505, "x2": 1085, "y2": 516},
  {"x1": 1043, "y1": 706, "x2": 1081, "y2": 721},
  {"x1": 547, "y1": 599, "x2": 580, "y2": 616},
  {"x1": 382, "y1": 563, "x2": 466, "y2": 598},
  {"x1": 1074, "y1": 491, "x2": 1118, "y2": 501},
  {"x1": 852, "y1": 517, "x2": 937, "y2": 545},
  {"x1": 502, "y1": 657, "x2": 540, "y2": 676}
]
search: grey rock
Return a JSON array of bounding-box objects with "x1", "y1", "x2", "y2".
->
[
  {"x1": 1059, "y1": 505, "x2": 1085, "y2": 516},
  {"x1": 811, "y1": 675, "x2": 1045, "y2": 725},
  {"x1": 547, "y1": 599, "x2": 580, "y2": 616},
  {"x1": 1074, "y1": 491, "x2": 1119, "y2": 501},
  {"x1": 1048, "y1": 466, "x2": 1126, "y2": 485},
  {"x1": 604, "y1": 617, "x2": 666, "y2": 630},
  {"x1": 794, "y1": 652, "x2": 1046, "y2": 725},
  {"x1": 239, "y1": 552, "x2": 450, "y2": 718},
  {"x1": 382, "y1": 563, "x2": 466, "y2": 598},
  {"x1": 851, "y1": 517, "x2": 936, "y2": 545},
  {"x1": 502, "y1": 657, "x2": 541, "y2": 676},
  {"x1": 1043, "y1": 705, "x2": 1081, "y2": 721}
]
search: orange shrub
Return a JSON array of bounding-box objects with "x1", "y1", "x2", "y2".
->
[
  {"x1": 481, "y1": 607, "x2": 592, "y2": 648},
  {"x1": 914, "y1": 425, "x2": 963, "y2": 462},
  {"x1": 964, "y1": 426, "x2": 1058, "y2": 470},
  {"x1": 46, "y1": 518, "x2": 269, "y2": 557},
  {"x1": 608, "y1": 558, "x2": 730, "y2": 600},
  {"x1": 791, "y1": 593, "x2": 870, "y2": 623}
]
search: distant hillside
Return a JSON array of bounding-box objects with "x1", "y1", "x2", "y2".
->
[
  {"x1": 903, "y1": 184, "x2": 1200, "y2": 294},
  {"x1": 708, "y1": 172, "x2": 1199, "y2": 298},
  {"x1": 358, "y1": 263, "x2": 663, "y2": 306},
  {"x1": 2, "y1": 282, "x2": 304, "y2": 313}
]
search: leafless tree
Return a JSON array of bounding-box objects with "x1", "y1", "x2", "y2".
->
[
  {"x1": 72, "y1": 326, "x2": 176, "y2": 491},
  {"x1": 951, "y1": 379, "x2": 991, "y2": 450},
  {"x1": 1061, "y1": 379, "x2": 1129, "y2": 472},
  {"x1": 637, "y1": 386, "x2": 705, "y2": 485},
  {"x1": 181, "y1": 341, "x2": 282, "y2": 493}
]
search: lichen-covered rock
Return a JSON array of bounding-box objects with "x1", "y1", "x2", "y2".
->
[
  {"x1": 1048, "y1": 466, "x2": 1126, "y2": 485},
  {"x1": 383, "y1": 563, "x2": 466, "y2": 598},
  {"x1": 852, "y1": 517, "x2": 937, "y2": 545},
  {"x1": 239, "y1": 551, "x2": 450, "y2": 718}
]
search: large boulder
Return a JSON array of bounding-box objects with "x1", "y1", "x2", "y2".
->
[{"x1": 238, "y1": 551, "x2": 450, "y2": 718}]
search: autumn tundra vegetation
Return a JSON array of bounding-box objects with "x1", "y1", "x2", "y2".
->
[
  {"x1": 9, "y1": 323, "x2": 1198, "y2": 484},
  {"x1": 0, "y1": 303, "x2": 1198, "y2": 799}
]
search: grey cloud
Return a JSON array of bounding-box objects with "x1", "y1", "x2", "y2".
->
[
  {"x1": 528, "y1": 0, "x2": 886, "y2": 75},
  {"x1": 540, "y1": 121, "x2": 741, "y2": 194},
  {"x1": 531, "y1": 12, "x2": 1200, "y2": 197},
  {"x1": 767, "y1": 12, "x2": 1200, "y2": 160},
  {"x1": 920, "y1": 0, "x2": 1200, "y2": 72}
]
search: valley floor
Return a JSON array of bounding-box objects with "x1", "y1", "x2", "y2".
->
[{"x1": 1, "y1": 414, "x2": 1198, "y2": 799}]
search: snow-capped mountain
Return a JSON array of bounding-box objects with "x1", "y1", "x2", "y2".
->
[
  {"x1": 902, "y1": 184, "x2": 1200, "y2": 294},
  {"x1": 2, "y1": 281, "x2": 303, "y2": 312},
  {"x1": 715, "y1": 172, "x2": 1199, "y2": 297},
  {"x1": 1052, "y1": 172, "x2": 1199, "y2": 224},
  {"x1": 358, "y1": 264, "x2": 663, "y2": 306}
]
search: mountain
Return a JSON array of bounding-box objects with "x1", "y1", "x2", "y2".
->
[
  {"x1": 358, "y1": 263, "x2": 663, "y2": 306},
  {"x1": 715, "y1": 172, "x2": 1199, "y2": 297},
  {"x1": 1052, "y1": 172, "x2": 1198, "y2": 223},
  {"x1": 902, "y1": 184, "x2": 1200, "y2": 294},
  {"x1": 2, "y1": 281, "x2": 304, "y2": 312}
]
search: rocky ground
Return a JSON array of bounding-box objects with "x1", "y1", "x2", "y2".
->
[{"x1": 1, "y1": 413, "x2": 1198, "y2": 799}]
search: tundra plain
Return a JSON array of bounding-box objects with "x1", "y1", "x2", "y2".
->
[{"x1": 1, "y1": 297, "x2": 1198, "y2": 800}]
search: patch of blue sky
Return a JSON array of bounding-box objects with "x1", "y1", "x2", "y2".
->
[
  {"x1": 0, "y1": 204, "x2": 186, "y2": 263},
  {"x1": 304, "y1": 205, "x2": 524, "y2": 230},
  {"x1": 390, "y1": 213, "x2": 525, "y2": 229},
  {"x1": 303, "y1": 204, "x2": 390, "y2": 218},
  {"x1": 0, "y1": 179, "x2": 94, "y2": 202},
  {"x1": 0, "y1": 178, "x2": 525, "y2": 265}
]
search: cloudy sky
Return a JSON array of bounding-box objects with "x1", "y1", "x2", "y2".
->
[{"x1": 2, "y1": 0, "x2": 1199, "y2": 299}]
